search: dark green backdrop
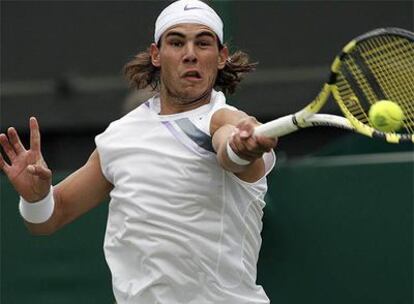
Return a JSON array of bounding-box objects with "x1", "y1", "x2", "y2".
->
[
  {"x1": 260, "y1": 157, "x2": 413, "y2": 304},
  {"x1": 1, "y1": 138, "x2": 413, "y2": 304}
]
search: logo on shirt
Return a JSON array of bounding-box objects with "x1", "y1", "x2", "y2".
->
[{"x1": 184, "y1": 4, "x2": 203, "y2": 11}]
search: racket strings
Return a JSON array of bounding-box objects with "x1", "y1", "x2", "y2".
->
[
  {"x1": 336, "y1": 82, "x2": 370, "y2": 123},
  {"x1": 337, "y1": 59, "x2": 376, "y2": 123},
  {"x1": 364, "y1": 37, "x2": 414, "y2": 116},
  {"x1": 336, "y1": 34, "x2": 414, "y2": 133},
  {"x1": 357, "y1": 36, "x2": 414, "y2": 132}
]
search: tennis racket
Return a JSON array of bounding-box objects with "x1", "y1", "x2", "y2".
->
[{"x1": 254, "y1": 27, "x2": 414, "y2": 144}]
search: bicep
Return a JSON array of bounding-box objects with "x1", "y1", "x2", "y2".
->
[{"x1": 54, "y1": 149, "x2": 113, "y2": 228}]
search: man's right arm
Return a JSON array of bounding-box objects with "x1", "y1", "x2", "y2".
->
[{"x1": 26, "y1": 149, "x2": 113, "y2": 235}]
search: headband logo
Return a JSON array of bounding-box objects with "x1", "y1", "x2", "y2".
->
[{"x1": 184, "y1": 4, "x2": 203, "y2": 11}]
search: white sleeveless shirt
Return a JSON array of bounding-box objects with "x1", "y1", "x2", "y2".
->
[{"x1": 95, "y1": 90, "x2": 275, "y2": 304}]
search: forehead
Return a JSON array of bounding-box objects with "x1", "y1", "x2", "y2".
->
[{"x1": 163, "y1": 23, "x2": 216, "y2": 38}]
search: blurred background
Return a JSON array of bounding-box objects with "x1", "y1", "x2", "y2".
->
[{"x1": 1, "y1": 1, "x2": 413, "y2": 303}]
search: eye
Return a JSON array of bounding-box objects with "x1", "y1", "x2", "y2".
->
[
  {"x1": 197, "y1": 40, "x2": 213, "y2": 48},
  {"x1": 169, "y1": 40, "x2": 184, "y2": 47}
]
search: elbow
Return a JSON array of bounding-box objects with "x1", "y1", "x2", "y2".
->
[
  {"x1": 28, "y1": 229, "x2": 55, "y2": 237},
  {"x1": 25, "y1": 221, "x2": 59, "y2": 236}
]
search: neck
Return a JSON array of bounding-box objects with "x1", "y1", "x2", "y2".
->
[{"x1": 159, "y1": 87, "x2": 212, "y2": 115}]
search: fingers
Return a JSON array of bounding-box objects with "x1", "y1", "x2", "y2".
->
[
  {"x1": 230, "y1": 130, "x2": 263, "y2": 161},
  {"x1": 0, "y1": 153, "x2": 11, "y2": 174},
  {"x1": 0, "y1": 133, "x2": 17, "y2": 161},
  {"x1": 27, "y1": 164, "x2": 52, "y2": 181},
  {"x1": 231, "y1": 132, "x2": 261, "y2": 158},
  {"x1": 230, "y1": 127, "x2": 278, "y2": 162},
  {"x1": 236, "y1": 117, "x2": 256, "y2": 139},
  {"x1": 256, "y1": 135, "x2": 278, "y2": 150},
  {"x1": 230, "y1": 117, "x2": 259, "y2": 158},
  {"x1": 236, "y1": 116, "x2": 278, "y2": 152},
  {"x1": 7, "y1": 127, "x2": 26, "y2": 154},
  {"x1": 30, "y1": 117, "x2": 42, "y2": 154}
]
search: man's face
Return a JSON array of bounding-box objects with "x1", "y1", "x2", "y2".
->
[{"x1": 151, "y1": 23, "x2": 228, "y2": 103}]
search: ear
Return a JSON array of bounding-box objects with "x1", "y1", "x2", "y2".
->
[
  {"x1": 150, "y1": 43, "x2": 161, "y2": 67},
  {"x1": 218, "y1": 45, "x2": 229, "y2": 70}
]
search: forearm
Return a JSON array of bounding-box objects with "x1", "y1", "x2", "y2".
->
[{"x1": 23, "y1": 151, "x2": 112, "y2": 235}]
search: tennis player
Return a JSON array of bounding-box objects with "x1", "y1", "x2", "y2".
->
[{"x1": 0, "y1": 0, "x2": 277, "y2": 303}]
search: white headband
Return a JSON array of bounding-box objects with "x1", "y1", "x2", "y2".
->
[{"x1": 154, "y1": 0, "x2": 224, "y2": 44}]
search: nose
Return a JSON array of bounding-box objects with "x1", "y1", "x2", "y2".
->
[{"x1": 183, "y1": 43, "x2": 197, "y2": 64}]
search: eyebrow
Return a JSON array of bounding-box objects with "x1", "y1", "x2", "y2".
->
[
  {"x1": 165, "y1": 30, "x2": 216, "y2": 40},
  {"x1": 165, "y1": 31, "x2": 186, "y2": 39},
  {"x1": 195, "y1": 31, "x2": 216, "y2": 39}
]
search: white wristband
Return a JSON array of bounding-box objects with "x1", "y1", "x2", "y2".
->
[
  {"x1": 19, "y1": 186, "x2": 55, "y2": 224},
  {"x1": 226, "y1": 141, "x2": 251, "y2": 166}
]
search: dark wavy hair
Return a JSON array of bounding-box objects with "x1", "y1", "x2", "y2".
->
[{"x1": 123, "y1": 43, "x2": 257, "y2": 95}]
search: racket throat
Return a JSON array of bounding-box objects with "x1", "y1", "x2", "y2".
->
[
  {"x1": 292, "y1": 115, "x2": 301, "y2": 129},
  {"x1": 255, "y1": 114, "x2": 300, "y2": 137}
]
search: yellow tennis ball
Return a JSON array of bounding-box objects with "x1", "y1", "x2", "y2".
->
[{"x1": 368, "y1": 100, "x2": 405, "y2": 132}]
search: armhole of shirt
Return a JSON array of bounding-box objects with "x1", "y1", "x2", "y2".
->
[
  {"x1": 94, "y1": 135, "x2": 112, "y2": 184},
  {"x1": 93, "y1": 103, "x2": 150, "y2": 185}
]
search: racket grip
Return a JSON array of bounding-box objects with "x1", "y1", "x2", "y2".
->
[{"x1": 254, "y1": 115, "x2": 299, "y2": 138}]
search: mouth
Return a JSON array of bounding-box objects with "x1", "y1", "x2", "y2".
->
[{"x1": 182, "y1": 70, "x2": 202, "y2": 81}]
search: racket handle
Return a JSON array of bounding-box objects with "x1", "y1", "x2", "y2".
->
[{"x1": 254, "y1": 115, "x2": 299, "y2": 138}]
